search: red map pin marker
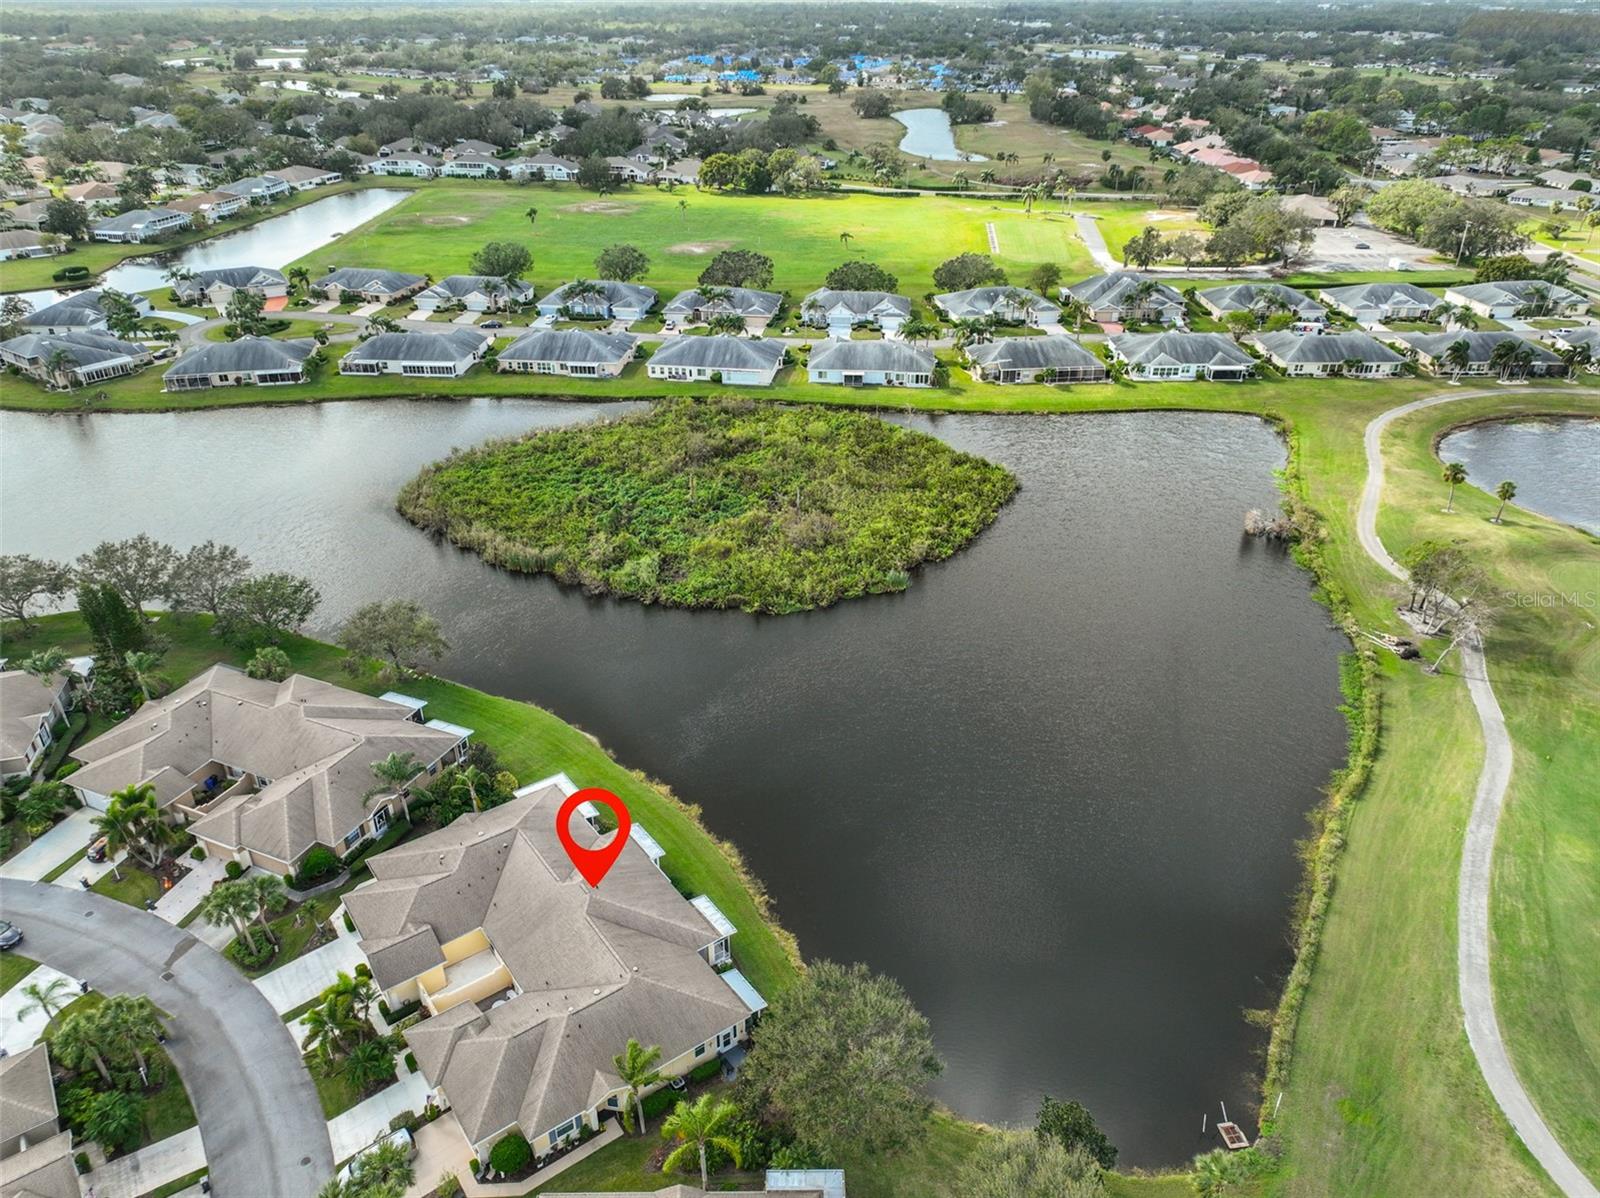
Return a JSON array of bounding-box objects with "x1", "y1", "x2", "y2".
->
[{"x1": 556, "y1": 788, "x2": 632, "y2": 888}]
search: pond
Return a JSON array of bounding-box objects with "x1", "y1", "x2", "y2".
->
[
  {"x1": 892, "y1": 107, "x2": 988, "y2": 162},
  {"x1": 1438, "y1": 417, "x2": 1600, "y2": 534},
  {"x1": 0, "y1": 401, "x2": 1348, "y2": 1166},
  {"x1": 15, "y1": 189, "x2": 413, "y2": 312}
]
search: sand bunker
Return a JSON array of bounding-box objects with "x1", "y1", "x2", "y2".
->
[
  {"x1": 420, "y1": 215, "x2": 471, "y2": 225},
  {"x1": 665, "y1": 240, "x2": 734, "y2": 255},
  {"x1": 566, "y1": 201, "x2": 634, "y2": 214}
]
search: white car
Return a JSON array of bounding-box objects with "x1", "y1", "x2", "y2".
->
[{"x1": 337, "y1": 1128, "x2": 415, "y2": 1183}]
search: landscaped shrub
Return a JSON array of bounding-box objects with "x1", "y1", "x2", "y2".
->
[
  {"x1": 73, "y1": 1153, "x2": 90, "y2": 1175},
  {"x1": 52, "y1": 266, "x2": 90, "y2": 282},
  {"x1": 343, "y1": 912, "x2": 356, "y2": 933},
  {"x1": 225, "y1": 936, "x2": 275, "y2": 970},
  {"x1": 642, "y1": 1086, "x2": 682, "y2": 1120},
  {"x1": 295, "y1": 845, "x2": 339, "y2": 887},
  {"x1": 688, "y1": 1058, "x2": 722, "y2": 1083},
  {"x1": 190, "y1": 846, "x2": 206, "y2": 861},
  {"x1": 378, "y1": 997, "x2": 422, "y2": 1024},
  {"x1": 404, "y1": 1051, "x2": 418, "y2": 1073},
  {"x1": 488, "y1": 1132, "x2": 532, "y2": 1176},
  {"x1": 224, "y1": 861, "x2": 244, "y2": 880}
]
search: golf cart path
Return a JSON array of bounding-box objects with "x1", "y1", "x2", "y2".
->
[{"x1": 1358, "y1": 387, "x2": 1599, "y2": 1198}]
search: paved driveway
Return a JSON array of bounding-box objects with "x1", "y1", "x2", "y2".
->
[
  {"x1": 327, "y1": 1071, "x2": 431, "y2": 1164},
  {"x1": 0, "y1": 962, "x2": 78, "y2": 1053},
  {"x1": 82, "y1": 1126, "x2": 205, "y2": 1198},
  {"x1": 0, "y1": 881, "x2": 334, "y2": 1198},
  {"x1": 254, "y1": 934, "x2": 368, "y2": 1014},
  {"x1": 0, "y1": 807, "x2": 98, "y2": 881}
]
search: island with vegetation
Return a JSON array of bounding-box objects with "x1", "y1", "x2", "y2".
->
[{"x1": 397, "y1": 399, "x2": 1018, "y2": 613}]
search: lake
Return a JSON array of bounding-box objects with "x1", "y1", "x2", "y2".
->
[
  {"x1": 0, "y1": 401, "x2": 1348, "y2": 1165},
  {"x1": 892, "y1": 108, "x2": 988, "y2": 162},
  {"x1": 14, "y1": 189, "x2": 413, "y2": 311},
  {"x1": 1438, "y1": 417, "x2": 1600, "y2": 534}
]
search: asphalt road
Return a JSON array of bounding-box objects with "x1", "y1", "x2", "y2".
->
[
  {"x1": 1358, "y1": 389, "x2": 1599, "y2": 1198},
  {"x1": 0, "y1": 880, "x2": 335, "y2": 1198}
]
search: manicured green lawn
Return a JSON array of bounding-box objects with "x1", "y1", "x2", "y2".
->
[
  {"x1": 40, "y1": 847, "x2": 87, "y2": 884},
  {"x1": 202, "y1": 318, "x2": 335, "y2": 342},
  {"x1": 92, "y1": 866, "x2": 163, "y2": 908},
  {"x1": 0, "y1": 952, "x2": 41, "y2": 995},
  {"x1": 307, "y1": 1053, "x2": 386, "y2": 1120}
]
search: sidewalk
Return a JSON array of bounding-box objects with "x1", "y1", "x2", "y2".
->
[
  {"x1": 254, "y1": 934, "x2": 368, "y2": 1014},
  {"x1": 0, "y1": 807, "x2": 97, "y2": 881},
  {"x1": 0, "y1": 964, "x2": 78, "y2": 1053},
  {"x1": 80, "y1": 1126, "x2": 205, "y2": 1198}
]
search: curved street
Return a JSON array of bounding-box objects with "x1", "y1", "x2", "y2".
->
[
  {"x1": 0, "y1": 880, "x2": 334, "y2": 1198},
  {"x1": 1357, "y1": 387, "x2": 1599, "y2": 1198}
]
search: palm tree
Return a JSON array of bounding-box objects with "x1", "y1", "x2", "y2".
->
[
  {"x1": 43, "y1": 348, "x2": 73, "y2": 389},
  {"x1": 99, "y1": 994, "x2": 164, "y2": 1082},
  {"x1": 326, "y1": 969, "x2": 379, "y2": 1023},
  {"x1": 449, "y1": 764, "x2": 492, "y2": 814},
  {"x1": 1442, "y1": 338, "x2": 1471, "y2": 384},
  {"x1": 1059, "y1": 295, "x2": 1089, "y2": 334},
  {"x1": 838, "y1": 230, "x2": 853, "y2": 251},
  {"x1": 287, "y1": 266, "x2": 311, "y2": 294},
  {"x1": 347, "y1": 1139, "x2": 416, "y2": 1195},
  {"x1": 1493, "y1": 480, "x2": 1517, "y2": 523},
  {"x1": 84, "y1": 1089, "x2": 143, "y2": 1152},
  {"x1": 344, "y1": 1036, "x2": 400, "y2": 1090},
  {"x1": 660, "y1": 1093, "x2": 741, "y2": 1192},
  {"x1": 303, "y1": 996, "x2": 363, "y2": 1063},
  {"x1": 16, "y1": 975, "x2": 74, "y2": 1023},
  {"x1": 93, "y1": 783, "x2": 169, "y2": 874},
  {"x1": 613, "y1": 1038, "x2": 663, "y2": 1135},
  {"x1": 525, "y1": 206, "x2": 538, "y2": 228},
  {"x1": 199, "y1": 879, "x2": 261, "y2": 954},
  {"x1": 1488, "y1": 337, "x2": 1519, "y2": 380},
  {"x1": 677, "y1": 198, "x2": 689, "y2": 218},
  {"x1": 246, "y1": 873, "x2": 289, "y2": 944},
  {"x1": 19, "y1": 647, "x2": 67, "y2": 685},
  {"x1": 1561, "y1": 343, "x2": 1592, "y2": 375},
  {"x1": 1441, "y1": 461, "x2": 1468, "y2": 512},
  {"x1": 706, "y1": 312, "x2": 746, "y2": 335},
  {"x1": 123, "y1": 650, "x2": 163, "y2": 702},
  {"x1": 367, "y1": 750, "x2": 422, "y2": 822},
  {"x1": 51, "y1": 1007, "x2": 115, "y2": 1084},
  {"x1": 899, "y1": 317, "x2": 939, "y2": 346}
]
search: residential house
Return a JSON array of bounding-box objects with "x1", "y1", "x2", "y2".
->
[
  {"x1": 68, "y1": 665, "x2": 471, "y2": 873},
  {"x1": 444, "y1": 138, "x2": 500, "y2": 159},
  {"x1": 0, "y1": 200, "x2": 50, "y2": 231},
  {"x1": 133, "y1": 109, "x2": 182, "y2": 131},
  {"x1": 0, "y1": 230, "x2": 54, "y2": 260},
  {"x1": 537, "y1": 280, "x2": 658, "y2": 322},
  {"x1": 1505, "y1": 186, "x2": 1584, "y2": 210},
  {"x1": 172, "y1": 266, "x2": 289, "y2": 307},
  {"x1": 1542, "y1": 326, "x2": 1600, "y2": 365},
  {"x1": 806, "y1": 339, "x2": 934, "y2": 387},
  {"x1": 166, "y1": 189, "x2": 246, "y2": 219},
  {"x1": 415, "y1": 275, "x2": 535, "y2": 313},
  {"x1": 163, "y1": 337, "x2": 317, "y2": 390},
  {"x1": 365, "y1": 154, "x2": 440, "y2": 178},
  {"x1": 1280, "y1": 194, "x2": 1337, "y2": 225},
  {"x1": 933, "y1": 286, "x2": 1061, "y2": 326},
  {"x1": 1394, "y1": 331, "x2": 1565, "y2": 377},
  {"x1": 1443, "y1": 280, "x2": 1589, "y2": 320},
  {"x1": 1108, "y1": 331, "x2": 1256, "y2": 380},
  {"x1": 0, "y1": 669, "x2": 72, "y2": 778},
  {"x1": 662, "y1": 286, "x2": 783, "y2": 329},
  {"x1": 1062, "y1": 272, "x2": 1185, "y2": 325},
  {"x1": 313, "y1": 267, "x2": 428, "y2": 304},
  {"x1": 266, "y1": 164, "x2": 343, "y2": 190},
  {"x1": 20, "y1": 290, "x2": 153, "y2": 335},
  {"x1": 497, "y1": 328, "x2": 639, "y2": 377},
  {"x1": 1251, "y1": 331, "x2": 1405, "y2": 377},
  {"x1": 1318, "y1": 282, "x2": 1440, "y2": 324},
  {"x1": 0, "y1": 1045, "x2": 78, "y2": 1198},
  {"x1": 655, "y1": 158, "x2": 703, "y2": 186},
  {"x1": 217, "y1": 175, "x2": 292, "y2": 202},
  {"x1": 1196, "y1": 283, "x2": 1326, "y2": 323},
  {"x1": 91, "y1": 206, "x2": 190, "y2": 243},
  {"x1": 965, "y1": 336, "x2": 1108, "y2": 384},
  {"x1": 1537, "y1": 169, "x2": 1595, "y2": 191},
  {"x1": 0, "y1": 330, "x2": 151, "y2": 387},
  {"x1": 380, "y1": 137, "x2": 442, "y2": 158},
  {"x1": 344, "y1": 776, "x2": 764, "y2": 1163},
  {"x1": 647, "y1": 335, "x2": 786, "y2": 386},
  {"x1": 438, "y1": 153, "x2": 504, "y2": 179},
  {"x1": 605, "y1": 156, "x2": 655, "y2": 183},
  {"x1": 799, "y1": 289, "x2": 911, "y2": 337},
  {"x1": 504, "y1": 154, "x2": 578, "y2": 181},
  {"x1": 62, "y1": 180, "x2": 121, "y2": 210},
  {"x1": 340, "y1": 328, "x2": 491, "y2": 377}
]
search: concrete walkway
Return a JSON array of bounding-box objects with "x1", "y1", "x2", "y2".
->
[
  {"x1": 328, "y1": 1071, "x2": 431, "y2": 1164},
  {"x1": 0, "y1": 881, "x2": 333, "y2": 1197},
  {"x1": 1357, "y1": 387, "x2": 1599, "y2": 1198},
  {"x1": 0, "y1": 807, "x2": 97, "y2": 881},
  {"x1": 1074, "y1": 212, "x2": 1118, "y2": 271},
  {"x1": 401, "y1": 1115, "x2": 623, "y2": 1198},
  {"x1": 153, "y1": 854, "x2": 228, "y2": 924},
  {"x1": 255, "y1": 934, "x2": 368, "y2": 1014},
  {"x1": 0, "y1": 963, "x2": 78, "y2": 1053},
  {"x1": 80, "y1": 1126, "x2": 205, "y2": 1198}
]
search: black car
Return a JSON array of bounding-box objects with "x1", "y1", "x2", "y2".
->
[{"x1": 0, "y1": 921, "x2": 22, "y2": 951}]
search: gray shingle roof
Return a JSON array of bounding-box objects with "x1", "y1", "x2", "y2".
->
[
  {"x1": 650, "y1": 335, "x2": 785, "y2": 371},
  {"x1": 1446, "y1": 280, "x2": 1585, "y2": 309},
  {"x1": 662, "y1": 287, "x2": 782, "y2": 319},
  {"x1": 967, "y1": 335, "x2": 1103, "y2": 371},
  {"x1": 800, "y1": 289, "x2": 911, "y2": 321},
  {"x1": 1064, "y1": 271, "x2": 1184, "y2": 309},
  {"x1": 808, "y1": 339, "x2": 935, "y2": 373},
  {"x1": 1255, "y1": 331, "x2": 1403, "y2": 365},
  {"x1": 935, "y1": 286, "x2": 1060, "y2": 320},
  {"x1": 540, "y1": 279, "x2": 659, "y2": 311},
  {"x1": 1111, "y1": 331, "x2": 1256, "y2": 367},
  {"x1": 1318, "y1": 282, "x2": 1439, "y2": 309},
  {"x1": 173, "y1": 265, "x2": 287, "y2": 297},
  {"x1": 347, "y1": 784, "x2": 746, "y2": 1145},
  {"x1": 164, "y1": 336, "x2": 315, "y2": 379},
  {"x1": 420, "y1": 275, "x2": 534, "y2": 302},
  {"x1": 1196, "y1": 282, "x2": 1323, "y2": 315},
  {"x1": 22, "y1": 290, "x2": 126, "y2": 328},
  {"x1": 345, "y1": 328, "x2": 489, "y2": 364},
  {"x1": 1, "y1": 329, "x2": 142, "y2": 369},
  {"x1": 92, "y1": 207, "x2": 182, "y2": 232},
  {"x1": 499, "y1": 328, "x2": 639, "y2": 364},
  {"x1": 1395, "y1": 330, "x2": 1562, "y2": 364},
  {"x1": 0, "y1": 1043, "x2": 58, "y2": 1142},
  {"x1": 318, "y1": 267, "x2": 426, "y2": 294}
]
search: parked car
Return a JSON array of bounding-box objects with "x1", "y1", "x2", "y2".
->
[
  {"x1": 1353, "y1": 241, "x2": 1371, "y2": 250},
  {"x1": 87, "y1": 836, "x2": 108, "y2": 863},
  {"x1": 482, "y1": 320, "x2": 503, "y2": 329},
  {"x1": 0, "y1": 921, "x2": 23, "y2": 951},
  {"x1": 336, "y1": 1129, "x2": 415, "y2": 1183}
]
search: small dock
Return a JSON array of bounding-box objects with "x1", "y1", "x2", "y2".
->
[{"x1": 1217, "y1": 1121, "x2": 1251, "y2": 1150}]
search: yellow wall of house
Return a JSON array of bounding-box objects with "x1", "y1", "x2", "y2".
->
[
  {"x1": 440, "y1": 928, "x2": 490, "y2": 965},
  {"x1": 428, "y1": 963, "x2": 512, "y2": 1015}
]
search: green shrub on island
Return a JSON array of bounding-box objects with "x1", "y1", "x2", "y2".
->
[{"x1": 397, "y1": 399, "x2": 1017, "y2": 614}]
